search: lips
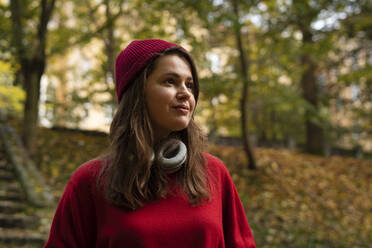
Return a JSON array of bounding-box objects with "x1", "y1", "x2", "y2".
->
[
  {"x1": 174, "y1": 104, "x2": 189, "y2": 110},
  {"x1": 173, "y1": 104, "x2": 190, "y2": 114}
]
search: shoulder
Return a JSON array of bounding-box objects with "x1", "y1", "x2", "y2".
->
[
  {"x1": 55, "y1": 159, "x2": 104, "y2": 215},
  {"x1": 202, "y1": 152, "x2": 237, "y2": 197},
  {"x1": 202, "y1": 152, "x2": 228, "y2": 170},
  {"x1": 69, "y1": 158, "x2": 104, "y2": 188},
  {"x1": 202, "y1": 152, "x2": 231, "y2": 179}
]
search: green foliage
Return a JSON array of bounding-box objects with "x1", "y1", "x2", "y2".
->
[
  {"x1": 0, "y1": 61, "x2": 24, "y2": 117},
  {"x1": 15, "y1": 0, "x2": 370, "y2": 244},
  {"x1": 0, "y1": 2, "x2": 11, "y2": 60},
  {"x1": 0, "y1": 84, "x2": 25, "y2": 117},
  {"x1": 248, "y1": 81, "x2": 307, "y2": 143},
  {"x1": 0, "y1": 60, "x2": 13, "y2": 85},
  {"x1": 2, "y1": 0, "x2": 371, "y2": 153}
]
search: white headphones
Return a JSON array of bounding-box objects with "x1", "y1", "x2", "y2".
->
[{"x1": 151, "y1": 138, "x2": 187, "y2": 174}]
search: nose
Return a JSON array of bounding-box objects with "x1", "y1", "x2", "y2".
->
[{"x1": 176, "y1": 83, "x2": 193, "y2": 100}]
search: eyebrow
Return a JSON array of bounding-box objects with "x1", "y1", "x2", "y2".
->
[{"x1": 163, "y1": 72, "x2": 193, "y2": 81}]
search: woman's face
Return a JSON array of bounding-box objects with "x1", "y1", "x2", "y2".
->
[{"x1": 145, "y1": 54, "x2": 196, "y2": 141}]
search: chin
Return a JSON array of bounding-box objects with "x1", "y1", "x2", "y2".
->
[
  {"x1": 171, "y1": 125, "x2": 188, "y2": 132},
  {"x1": 169, "y1": 121, "x2": 190, "y2": 132}
]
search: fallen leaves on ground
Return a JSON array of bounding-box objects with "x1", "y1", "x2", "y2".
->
[
  {"x1": 22, "y1": 126, "x2": 372, "y2": 247},
  {"x1": 208, "y1": 145, "x2": 372, "y2": 247}
]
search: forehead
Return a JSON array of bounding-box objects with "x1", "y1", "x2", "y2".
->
[{"x1": 151, "y1": 54, "x2": 192, "y2": 77}]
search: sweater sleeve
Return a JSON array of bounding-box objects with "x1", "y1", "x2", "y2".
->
[
  {"x1": 44, "y1": 165, "x2": 97, "y2": 248},
  {"x1": 216, "y1": 158, "x2": 256, "y2": 248}
]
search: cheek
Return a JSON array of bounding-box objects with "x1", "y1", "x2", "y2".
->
[
  {"x1": 190, "y1": 96, "x2": 196, "y2": 111},
  {"x1": 146, "y1": 90, "x2": 171, "y2": 116}
]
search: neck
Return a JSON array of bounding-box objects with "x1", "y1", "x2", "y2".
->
[{"x1": 153, "y1": 132, "x2": 172, "y2": 145}]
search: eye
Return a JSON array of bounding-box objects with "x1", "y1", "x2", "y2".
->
[
  {"x1": 164, "y1": 78, "x2": 175, "y2": 84},
  {"x1": 186, "y1": 81, "x2": 194, "y2": 89}
]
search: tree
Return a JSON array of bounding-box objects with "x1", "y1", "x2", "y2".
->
[
  {"x1": 159, "y1": 0, "x2": 258, "y2": 169},
  {"x1": 293, "y1": 1, "x2": 325, "y2": 154},
  {"x1": 231, "y1": 0, "x2": 256, "y2": 169},
  {"x1": 81, "y1": 0, "x2": 124, "y2": 103},
  {"x1": 10, "y1": 0, "x2": 56, "y2": 152},
  {"x1": 258, "y1": 0, "x2": 364, "y2": 154}
]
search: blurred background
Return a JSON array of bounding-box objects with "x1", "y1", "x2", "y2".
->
[{"x1": 0, "y1": 0, "x2": 371, "y2": 247}]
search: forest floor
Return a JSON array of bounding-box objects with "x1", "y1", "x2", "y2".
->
[{"x1": 24, "y1": 126, "x2": 372, "y2": 247}]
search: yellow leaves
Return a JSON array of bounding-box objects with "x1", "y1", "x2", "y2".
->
[
  {"x1": 21, "y1": 128, "x2": 371, "y2": 246},
  {"x1": 33, "y1": 185, "x2": 43, "y2": 194},
  {"x1": 0, "y1": 60, "x2": 12, "y2": 72},
  {"x1": 31, "y1": 126, "x2": 109, "y2": 197},
  {"x1": 280, "y1": 199, "x2": 296, "y2": 208},
  {"x1": 50, "y1": 165, "x2": 59, "y2": 178},
  {"x1": 325, "y1": 199, "x2": 337, "y2": 209},
  {"x1": 269, "y1": 161, "x2": 279, "y2": 172},
  {"x1": 206, "y1": 144, "x2": 372, "y2": 246},
  {"x1": 0, "y1": 85, "x2": 25, "y2": 114}
]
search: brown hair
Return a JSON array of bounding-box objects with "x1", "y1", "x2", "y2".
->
[{"x1": 97, "y1": 47, "x2": 210, "y2": 210}]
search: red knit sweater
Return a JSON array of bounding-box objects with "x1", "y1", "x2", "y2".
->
[{"x1": 44, "y1": 153, "x2": 256, "y2": 248}]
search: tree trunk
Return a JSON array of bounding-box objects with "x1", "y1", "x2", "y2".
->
[
  {"x1": 22, "y1": 59, "x2": 44, "y2": 152},
  {"x1": 104, "y1": 0, "x2": 115, "y2": 88},
  {"x1": 54, "y1": 68, "x2": 68, "y2": 126},
  {"x1": 10, "y1": 0, "x2": 56, "y2": 152},
  {"x1": 104, "y1": 0, "x2": 124, "y2": 107},
  {"x1": 300, "y1": 30, "x2": 324, "y2": 154},
  {"x1": 232, "y1": 0, "x2": 256, "y2": 170},
  {"x1": 208, "y1": 99, "x2": 218, "y2": 141}
]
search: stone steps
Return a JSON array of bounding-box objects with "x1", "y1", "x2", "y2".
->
[
  {"x1": 0, "y1": 213, "x2": 40, "y2": 229},
  {"x1": 0, "y1": 200, "x2": 26, "y2": 214},
  {"x1": 4, "y1": 183, "x2": 23, "y2": 193},
  {"x1": 0, "y1": 149, "x2": 47, "y2": 246},
  {"x1": 0, "y1": 189, "x2": 25, "y2": 202},
  {"x1": 0, "y1": 164, "x2": 10, "y2": 172},
  {"x1": 0, "y1": 229, "x2": 45, "y2": 247},
  {"x1": 0, "y1": 170, "x2": 15, "y2": 181}
]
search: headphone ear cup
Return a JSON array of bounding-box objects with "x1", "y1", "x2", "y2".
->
[
  {"x1": 150, "y1": 151, "x2": 155, "y2": 164},
  {"x1": 154, "y1": 139, "x2": 187, "y2": 174}
]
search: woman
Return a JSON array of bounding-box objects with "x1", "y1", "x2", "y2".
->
[{"x1": 44, "y1": 39, "x2": 256, "y2": 248}]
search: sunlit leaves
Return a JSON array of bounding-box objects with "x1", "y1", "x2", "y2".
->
[
  {"x1": 208, "y1": 144, "x2": 372, "y2": 247},
  {"x1": 0, "y1": 85, "x2": 25, "y2": 116}
]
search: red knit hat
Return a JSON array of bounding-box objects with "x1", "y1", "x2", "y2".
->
[{"x1": 115, "y1": 39, "x2": 182, "y2": 102}]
